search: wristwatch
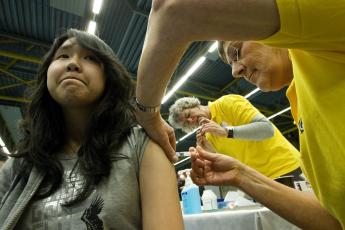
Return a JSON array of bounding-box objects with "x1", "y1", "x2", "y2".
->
[
  {"x1": 226, "y1": 126, "x2": 234, "y2": 138},
  {"x1": 134, "y1": 97, "x2": 160, "y2": 113}
]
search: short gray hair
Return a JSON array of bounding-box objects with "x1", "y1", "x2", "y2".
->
[{"x1": 168, "y1": 97, "x2": 201, "y2": 133}]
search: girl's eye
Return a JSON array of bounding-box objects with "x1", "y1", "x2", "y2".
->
[
  {"x1": 57, "y1": 54, "x2": 69, "y2": 59},
  {"x1": 85, "y1": 55, "x2": 99, "y2": 62}
]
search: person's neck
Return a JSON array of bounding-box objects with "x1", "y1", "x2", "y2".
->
[
  {"x1": 62, "y1": 107, "x2": 91, "y2": 155},
  {"x1": 63, "y1": 140, "x2": 81, "y2": 155}
]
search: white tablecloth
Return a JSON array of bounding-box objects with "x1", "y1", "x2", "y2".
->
[{"x1": 183, "y1": 206, "x2": 301, "y2": 230}]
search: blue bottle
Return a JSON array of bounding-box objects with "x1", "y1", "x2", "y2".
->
[{"x1": 181, "y1": 171, "x2": 202, "y2": 214}]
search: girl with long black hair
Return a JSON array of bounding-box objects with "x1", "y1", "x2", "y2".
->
[{"x1": 0, "y1": 29, "x2": 183, "y2": 230}]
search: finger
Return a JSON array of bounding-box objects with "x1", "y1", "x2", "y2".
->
[
  {"x1": 190, "y1": 148, "x2": 198, "y2": 162},
  {"x1": 158, "y1": 132, "x2": 177, "y2": 163},
  {"x1": 199, "y1": 127, "x2": 206, "y2": 136},
  {"x1": 196, "y1": 146, "x2": 218, "y2": 161},
  {"x1": 202, "y1": 124, "x2": 217, "y2": 131},
  {"x1": 204, "y1": 162, "x2": 212, "y2": 172},
  {"x1": 191, "y1": 160, "x2": 204, "y2": 175},
  {"x1": 199, "y1": 117, "x2": 210, "y2": 125},
  {"x1": 168, "y1": 132, "x2": 178, "y2": 162},
  {"x1": 160, "y1": 139, "x2": 177, "y2": 163},
  {"x1": 189, "y1": 146, "x2": 196, "y2": 152},
  {"x1": 191, "y1": 171, "x2": 206, "y2": 185},
  {"x1": 168, "y1": 130, "x2": 176, "y2": 150},
  {"x1": 193, "y1": 157, "x2": 206, "y2": 168},
  {"x1": 168, "y1": 131, "x2": 176, "y2": 154}
]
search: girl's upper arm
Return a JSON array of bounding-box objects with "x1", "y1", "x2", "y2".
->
[{"x1": 139, "y1": 140, "x2": 184, "y2": 230}]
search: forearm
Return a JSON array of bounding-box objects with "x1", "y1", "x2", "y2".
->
[
  {"x1": 136, "y1": 0, "x2": 280, "y2": 105},
  {"x1": 238, "y1": 166, "x2": 341, "y2": 230},
  {"x1": 232, "y1": 115, "x2": 274, "y2": 140},
  {"x1": 136, "y1": 1, "x2": 190, "y2": 105}
]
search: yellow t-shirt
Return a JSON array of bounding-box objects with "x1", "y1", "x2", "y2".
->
[
  {"x1": 262, "y1": 0, "x2": 345, "y2": 227},
  {"x1": 206, "y1": 95, "x2": 300, "y2": 179}
]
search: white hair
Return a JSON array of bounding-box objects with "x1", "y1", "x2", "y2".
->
[{"x1": 168, "y1": 97, "x2": 201, "y2": 133}]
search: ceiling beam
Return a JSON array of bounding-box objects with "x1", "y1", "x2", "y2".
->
[
  {"x1": 282, "y1": 126, "x2": 298, "y2": 135},
  {"x1": 124, "y1": 0, "x2": 149, "y2": 17},
  {"x1": 182, "y1": 79, "x2": 220, "y2": 91},
  {"x1": 0, "y1": 31, "x2": 50, "y2": 48},
  {"x1": 220, "y1": 78, "x2": 241, "y2": 93},
  {"x1": 0, "y1": 68, "x2": 33, "y2": 86},
  {"x1": 0, "y1": 50, "x2": 42, "y2": 64},
  {"x1": 4, "y1": 45, "x2": 35, "y2": 70},
  {"x1": 0, "y1": 39, "x2": 18, "y2": 44},
  {"x1": 176, "y1": 90, "x2": 216, "y2": 101},
  {"x1": 0, "y1": 81, "x2": 35, "y2": 91},
  {"x1": 0, "y1": 96, "x2": 29, "y2": 103}
]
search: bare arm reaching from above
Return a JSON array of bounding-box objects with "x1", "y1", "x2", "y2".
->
[
  {"x1": 190, "y1": 146, "x2": 342, "y2": 230},
  {"x1": 135, "y1": 0, "x2": 280, "y2": 160}
]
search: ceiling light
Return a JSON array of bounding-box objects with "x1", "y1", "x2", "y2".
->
[
  {"x1": 87, "y1": 20, "x2": 97, "y2": 34},
  {"x1": 2, "y1": 147, "x2": 10, "y2": 154},
  {"x1": 208, "y1": 41, "x2": 218, "y2": 53},
  {"x1": 0, "y1": 137, "x2": 5, "y2": 147},
  {"x1": 162, "y1": 56, "x2": 206, "y2": 104},
  {"x1": 244, "y1": 88, "x2": 260, "y2": 99},
  {"x1": 268, "y1": 107, "x2": 291, "y2": 120},
  {"x1": 92, "y1": 0, "x2": 103, "y2": 14}
]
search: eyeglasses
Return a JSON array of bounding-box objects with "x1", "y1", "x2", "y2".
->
[
  {"x1": 226, "y1": 42, "x2": 242, "y2": 65},
  {"x1": 227, "y1": 46, "x2": 239, "y2": 65}
]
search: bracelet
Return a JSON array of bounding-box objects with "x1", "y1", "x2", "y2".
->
[{"x1": 135, "y1": 97, "x2": 160, "y2": 113}]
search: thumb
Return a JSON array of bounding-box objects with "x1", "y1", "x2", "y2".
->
[
  {"x1": 196, "y1": 146, "x2": 217, "y2": 161},
  {"x1": 199, "y1": 117, "x2": 210, "y2": 125},
  {"x1": 160, "y1": 137, "x2": 177, "y2": 163}
]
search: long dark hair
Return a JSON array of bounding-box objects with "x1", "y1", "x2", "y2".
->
[{"x1": 15, "y1": 29, "x2": 135, "y2": 204}]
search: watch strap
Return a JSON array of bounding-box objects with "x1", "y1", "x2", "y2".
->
[{"x1": 135, "y1": 97, "x2": 160, "y2": 113}]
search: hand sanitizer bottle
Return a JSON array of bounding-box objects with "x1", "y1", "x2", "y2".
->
[{"x1": 181, "y1": 170, "x2": 202, "y2": 214}]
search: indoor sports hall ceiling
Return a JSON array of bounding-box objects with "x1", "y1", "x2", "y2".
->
[{"x1": 0, "y1": 0, "x2": 298, "y2": 164}]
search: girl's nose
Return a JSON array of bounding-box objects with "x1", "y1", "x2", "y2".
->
[{"x1": 67, "y1": 56, "x2": 81, "y2": 72}]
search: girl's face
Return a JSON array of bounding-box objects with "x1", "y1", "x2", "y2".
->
[{"x1": 47, "y1": 38, "x2": 106, "y2": 109}]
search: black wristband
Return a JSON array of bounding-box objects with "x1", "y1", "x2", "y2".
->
[{"x1": 227, "y1": 127, "x2": 234, "y2": 138}]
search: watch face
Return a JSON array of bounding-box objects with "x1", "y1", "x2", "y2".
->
[{"x1": 227, "y1": 127, "x2": 234, "y2": 138}]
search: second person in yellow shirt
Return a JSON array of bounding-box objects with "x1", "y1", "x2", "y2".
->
[{"x1": 169, "y1": 94, "x2": 301, "y2": 180}]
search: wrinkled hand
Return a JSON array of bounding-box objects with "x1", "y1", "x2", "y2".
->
[
  {"x1": 196, "y1": 130, "x2": 216, "y2": 153},
  {"x1": 190, "y1": 146, "x2": 245, "y2": 186},
  {"x1": 135, "y1": 111, "x2": 177, "y2": 162},
  {"x1": 199, "y1": 118, "x2": 227, "y2": 137}
]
